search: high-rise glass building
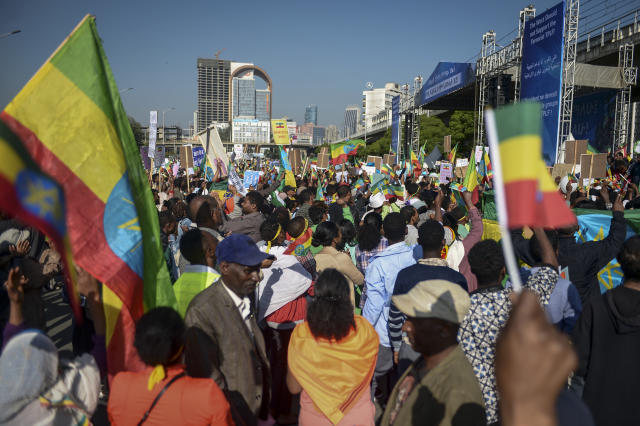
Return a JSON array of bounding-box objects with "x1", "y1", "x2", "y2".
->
[
  {"x1": 256, "y1": 90, "x2": 270, "y2": 121},
  {"x1": 344, "y1": 106, "x2": 360, "y2": 138},
  {"x1": 304, "y1": 105, "x2": 318, "y2": 125},
  {"x1": 197, "y1": 58, "x2": 231, "y2": 133},
  {"x1": 232, "y1": 78, "x2": 256, "y2": 117},
  {"x1": 312, "y1": 126, "x2": 325, "y2": 145}
]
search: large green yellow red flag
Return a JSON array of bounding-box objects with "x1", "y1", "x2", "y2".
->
[
  {"x1": 462, "y1": 150, "x2": 478, "y2": 193},
  {"x1": 330, "y1": 139, "x2": 365, "y2": 165},
  {"x1": 0, "y1": 120, "x2": 82, "y2": 321},
  {"x1": 0, "y1": 15, "x2": 176, "y2": 378},
  {"x1": 485, "y1": 102, "x2": 575, "y2": 228}
]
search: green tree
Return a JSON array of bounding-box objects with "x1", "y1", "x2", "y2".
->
[
  {"x1": 128, "y1": 116, "x2": 144, "y2": 145},
  {"x1": 418, "y1": 115, "x2": 449, "y2": 154},
  {"x1": 448, "y1": 111, "x2": 475, "y2": 157},
  {"x1": 359, "y1": 128, "x2": 392, "y2": 158}
]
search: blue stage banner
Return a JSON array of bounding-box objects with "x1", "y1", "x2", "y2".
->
[
  {"x1": 521, "y1": 1, "x2": 565, "y2": 165},
  {"x1": 418, "y1": 62, "x2": 475, "y2": 105},
  {"x1": 391, "y1": 95, "x2": 400, "y2": 157},
  {"x1": 572, "y1": 89, "x2": 617, "y2": 153}
]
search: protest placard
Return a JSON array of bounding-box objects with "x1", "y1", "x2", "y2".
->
[
  {"x1": 383, "y1": 153, "x2": 396, "y2": 165},
  {"x1": 192, "y1": 146, "x2": 205, "y2": 168},
  {"x1": 318, "y1": 147, "x2": 330, "y2": 169},
  {"x1": 180, "y1": 145, "x2": 193, "y2": 170},
  {"x1": 243, "y1": 170, "x2": 260, "y2": 189},
  {"x1": 551, "y1": 163, "x2": 575, "y2": 179},
  {"x1": 564, "y1": 140, "x2": 588, "y2": 165},
  {"x1": 439, "y1": 162, "x2": 453, "y2": 183},
  {"x1": 140, "y1": 146, "x2": 151, "y2": 169},
  {"x1": 456, "y1": 158, "x2": 469, "y2": 168},
  {"x1": 148, "y1": 110, "x2": 157, "y2": 158},
  {"x1": 366, "y1": 155, "x2": 382, "y2": 170},
  {"x1": 580, "y1": 153, "x2": 607, "y2": 179},
  {"x1": 475, "y1": 146, "x2": 485, "y2": 164}
]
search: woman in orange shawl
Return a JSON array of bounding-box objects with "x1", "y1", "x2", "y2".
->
[{"x1": 287, "y1": 269, "x2": 379, "y2": 425}]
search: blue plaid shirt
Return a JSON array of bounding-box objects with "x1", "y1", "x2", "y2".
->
[{"x1": 355, "y1": 237, "x2": 388, "y2": 308}]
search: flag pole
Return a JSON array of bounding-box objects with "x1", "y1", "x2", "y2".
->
[{"x1": 484, "y1": 109, "x2": 523, "y2": 293}]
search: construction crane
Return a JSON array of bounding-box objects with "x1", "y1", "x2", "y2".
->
[{"x1": 214, "y1": 48, "x2": 225, "y2": 59}]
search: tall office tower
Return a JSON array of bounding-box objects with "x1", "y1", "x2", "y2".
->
[
  {"x1": 304, "y1": 105, "x2": 318, "y2": 125},
  {"x1": 197, "y1": 58, "x2": 231, "y2": 132},
  {"x1": 325, "y1": 125, "x2": 339, "y2": 142},
  {"x1": 232, "y1": 77, "x2": 256, "y2": 117},
  {"x1": 256, "y1": 90, "x2": 270, "y2": 121},
  {"x1": 344, "y1": 106, "x2": 360, "y2": 138},
  {"x1": 312, "y1": 126, "x2": 326, "y2": 145}
]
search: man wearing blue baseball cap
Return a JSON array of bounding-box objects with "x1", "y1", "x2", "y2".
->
[{"x1": 185, "y1": 234, "x2": 274, "y2": 426}]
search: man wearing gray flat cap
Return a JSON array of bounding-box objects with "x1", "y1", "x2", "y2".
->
[{"x1": 380, "y1": 279, "x2": 485, "y2": 426}]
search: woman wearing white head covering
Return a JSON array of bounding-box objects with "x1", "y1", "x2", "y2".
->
[
  {"x1": 0, "y1": 331, "x2": 100, "y2": 425},
  {"x1": 0, "y1": 267, "x2": 104, "y2": 425}
]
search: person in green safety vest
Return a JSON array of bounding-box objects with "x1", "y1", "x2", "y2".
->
[{"x1": 174, "y1": 228, "x2": 220, "y2": 317}]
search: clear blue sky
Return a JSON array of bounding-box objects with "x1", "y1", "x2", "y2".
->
[{"x1": 2, "y1": 0, "x2": 563, "y2": 129}]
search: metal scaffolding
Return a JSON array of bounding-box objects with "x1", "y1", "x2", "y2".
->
[
  {"x1": 475, "y1": 6, "x2": 535, "y2": 145},
  {"x1": 399, "y1": 83, "x2": 411, "y2": 162},
  {"x1": 514, "y1": 6, "x2": 536, "y2": 101},
  {"x1": 474, "y1": 31, "x2": 495, "y2": 146},
  {"x1": 558, "y1": 0, "x2": 580, "y2": 163},
  {"x1": 613, "y1": 43, "x2": 638, "y2": 152}
]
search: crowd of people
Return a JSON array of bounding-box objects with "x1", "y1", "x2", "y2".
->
[{"x1": 2, "y1": 150, "x2": 640, "y2": 426}]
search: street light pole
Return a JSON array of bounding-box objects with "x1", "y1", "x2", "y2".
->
[{"x1": 363, "y1": 82, "x2": 374, "y2": 145}]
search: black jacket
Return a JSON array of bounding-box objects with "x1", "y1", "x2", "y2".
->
[
  {"x1": 328, "y1": 202, "x2": 360, "y2": 225},
  {"x1": 558, "y1": 211, "x2": 627, "y2": 303},
  {"x1": 511, "y1": 211, "x2": 627, "y2": 304},
  {"x1": 573, "y1": 285, "x2": 640, "y2": 426}
]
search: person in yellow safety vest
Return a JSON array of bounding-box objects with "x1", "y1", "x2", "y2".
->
[{"x1": 174, "y1": 228, "x2": 220, "y2": 317}]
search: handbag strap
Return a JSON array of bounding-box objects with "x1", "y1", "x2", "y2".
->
[{"x1": 137, "y1": 371, "x2": 187, "y2": 426}]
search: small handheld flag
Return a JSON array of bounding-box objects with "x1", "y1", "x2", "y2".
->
[{"x1": 485, "y1": 102, "x2": 576, "y2": 291}]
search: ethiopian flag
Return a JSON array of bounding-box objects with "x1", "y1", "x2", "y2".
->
[
  {"x1": 486, "y1": 102, "x2": 575, "y2": 228},
  {"x1": 284, "y1": 225, "x2": 313, "y2": 257},
  {"x1": 381, "y1": 163, "x2": 393, "y2": 176},
  {"x1": 410, "y1": 150, "x2": 420, "y2": 167},
  {"x1": 1, "y1": 15, "x2": 176, "y2": 378},
  {"x1": 383, "y1": 183, "x2": 404, "y2": 200},
  {"x1": 331, "y1": 139, "x2": 365, "y2": 165},
  {"x1": 0, "y1": 121, "x2": 82, "y2": 321},
  {"x1": 448, "y1": 143, "x2": 458, "y2": 165},
  {"x1": 462, "y1": 152, "x2": 478, "y2": 192}
]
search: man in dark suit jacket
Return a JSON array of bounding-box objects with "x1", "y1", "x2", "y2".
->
[{"x1": 185, "y1": 234, "x2": 274, "y2": 426}]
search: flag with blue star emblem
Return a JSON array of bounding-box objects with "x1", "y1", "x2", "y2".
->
[{"x1": 0, "y1": 119, "x2": 82, "y2": 321}]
